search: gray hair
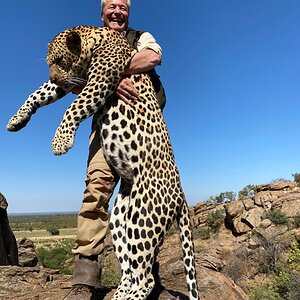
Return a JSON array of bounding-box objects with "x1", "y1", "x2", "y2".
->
[{"x1": 101, "y1": 0, "x2": 131, "y2": 14}]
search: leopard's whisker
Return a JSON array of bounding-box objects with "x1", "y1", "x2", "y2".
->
[{"x1": 67, "y1": 77, "x2": 87, "y2": 86}]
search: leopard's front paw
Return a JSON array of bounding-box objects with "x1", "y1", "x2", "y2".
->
[
  {"x1": 51, "y1": 132, "x2": 75, "y2": 156},
  {"x1": 6, "y1": 114, "x2": 31, "y2": 132}
]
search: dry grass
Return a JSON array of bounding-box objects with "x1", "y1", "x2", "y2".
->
[{"x1": 14, "y1": 228, "x2": 77, "y2": 249}]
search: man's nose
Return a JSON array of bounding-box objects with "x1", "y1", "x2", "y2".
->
[{"x1": 114, "y1": 6, "x2": 121, "y2": 14}]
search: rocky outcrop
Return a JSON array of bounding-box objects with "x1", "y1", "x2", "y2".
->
[
  {"x1": 189, "y1": 181, "x2": 300, "y2": 235},
  {"x1": 189, "y1": 201, "x2": 225, "y2": 227},
  {"x1": 225, "y1": 181, "x2": 300, "y2": 234},
  {"x1": 0, "y1": 193, "x2": 18, "y2": 266},
  {"x1": 18, "y1": 237, "x2": 38, "y2": 267},
  {"x1": 0, "y1": 265, "x2": 70, "y2": 299},
  {"x1": 157, "y1": 235, "x2": 249, "y2": 300}
]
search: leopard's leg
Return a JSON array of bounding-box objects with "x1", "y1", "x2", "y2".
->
[
  {"x1": 124, "y1": 265, "x2": 155, "y2": 300},
  {"x1": 177, "y1": 201, "x2": 200, "y2": 300},
  {"x1": 6, "y1": 80, "x2": 70, "y2": 132},
  {"x1": 110, "y1": 182, "x2": 132, "y2": 300},
  {"x1": 121, "y1": 199, "x2": 157, "y2": 300},
  {"x1": 51, "y1": 50, "x2": 131, "y2": 155},
  {"x1": 123, "y1": 230, "x2": 156, "y2": 300}
]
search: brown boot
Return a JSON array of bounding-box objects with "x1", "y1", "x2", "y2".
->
[
  {"x1": 64, "y1": 255, "x2": 101, "y2": 300},
  {"x1": 72, "y1": 256, "x2": 101, "y2": 287},
  {"x1": 64, "y1": 284, "x2": 95, "y2": 300}
]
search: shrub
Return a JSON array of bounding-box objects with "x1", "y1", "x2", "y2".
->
[
  {"x1": 249, "y1": 280, "x2": 281, "y2": 300},
  {"x1": 247, "y1": 239, "x2": 300, "y2": 300},
  {"x1": 26, "y1": 226, "x2": 33, "y2": 232},
  {"x1": 165, "y1": 222, "x2": 178, "y2": 237},
  {"x1": 47, "y1": 227, "x2": 60, "y2": 235},
  {"x1": 192, "y1": 226, "x2": 211, "y2": 240},
  {"x1": 293, "y1": 215, "x2": 300, "y2": 228},
  {"x1": 36, "y1": 239, "x2": 73, "y2": 273},
  {"x1": 288, "y1": 239, "x2": 300, "y2": 271},
  {"x1": 206, "y1": 210, "x2": 224, "y2": 233},
  {"x1": 100, "y1": 257, "x2": 121, "y2": 287},
  {"x1": 252, "y1": 232, "x2": 284, "y2": 274},
  {"x1": 274, "y1": 267, "x2": 292, "y2": 299},
  {"x1": 208, "y1": 191, "x2": 236, "y2": 203},
  {"x1": 223, "y1": 255, "x2": 249, "y2": 284},
  {"x1": 267, "y1": 209, "x2": 289, "y2": 225},
  {"x1": 292, "y1": 173, "x2": 300, "y2": 185}
]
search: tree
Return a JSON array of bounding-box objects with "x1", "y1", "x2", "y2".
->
[
  {"x1": 208, "y1": 191, "x2": 236, "y2": 203},
  {"x1": 206, "y1": 210, "x2": 224, "y2": 233},
  {"x1": 292, "y1": 173, "x2": 300, "y2": 185},
  {"x1": 238, "y1": 184, "x2": 257, "y2": 199},
  {"x1": 47, "y1": 227, "x2": 60, "y2": 236}
]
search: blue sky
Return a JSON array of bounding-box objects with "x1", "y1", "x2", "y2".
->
[{"x1": 2, "y1": 1, "x2": 300, "y2": 213}]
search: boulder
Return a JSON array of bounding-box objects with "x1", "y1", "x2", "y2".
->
[
  {"x1": 18, "y1": 238, "x2": 38, "y2": 267},
  {"x1": 225, "y1": 201, "x2": 244, "y2": 219},
  {"x1": 232, "y1": 216, "x2": 252, "y2": 234},
  {"x1": 242, "y1": 198, "x2": 255, "y2": 211},
  {"x1": 157, "y1": 235, "x2": 249, "y2": 300},
  {"x1": 242, "y1": 207, "x2": 263, "y2": 229},
  {"x1": 0, "y1": 193, "x2": 18, "y2": 266},
  {"x1": 256, "y1": 181, "x2": 297, "y2": 192}
]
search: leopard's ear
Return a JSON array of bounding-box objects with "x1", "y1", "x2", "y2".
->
[{"x1": 66, "y1": 31, "x2": 81, "y2": 54}]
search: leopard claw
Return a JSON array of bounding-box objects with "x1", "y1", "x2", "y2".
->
[
  {"x1": 6, "y1": 114, "x2": 31, "y2": 132},
  {"x1": 51, "y1": 134, "x2": 74, "y2": 156}
]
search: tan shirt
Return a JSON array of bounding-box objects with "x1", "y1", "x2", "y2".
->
[{"x1": 137, "y1": 32, "x2": 162, "y2": 60}]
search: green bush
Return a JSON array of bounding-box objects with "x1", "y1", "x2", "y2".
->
[
  {"x1": 274, "y1": 269, "x2": 291, "y2": 300},
  {"x1": 293, "y1": 215, "x2": 300, "y2": 228},
  {"x1": 248, "y1": 239, "x2": 300, "y2": 300},
  {"x1": 292, "y1": 173, "x2": 300, "y2": 185},
  {"x1": 288, "y1": 239, "x2": 300, "y2": 270},
  {"x1": 36, "y1": 239, "x2": 73, "y2": 274},
  {"x1": 249, "y1": 281, "x2": 281, "y2": 300},
  {"x1": 192, "y1": 226, "x2": 211, "y2": 240},
  {"x1": 101, "y1": 257, "x2": 121, "y2": 287},
  {"x1": 47, "y1": 227, "x2": 60, "y2": 235},
  {"x1": 206, "y1": 210, "x2": 224, "y2": 233},
  {"x1": 267, "y1": 209, "x2": 289, "y2": 225},
  {"x1": 208, "y1": 191, "x2": 236, "y2": 203}
]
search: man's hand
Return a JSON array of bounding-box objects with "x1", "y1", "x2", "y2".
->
[{"x1": 116, "y1": 77, "x2": 139, "y2": 104}]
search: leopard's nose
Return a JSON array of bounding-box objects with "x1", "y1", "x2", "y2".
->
[{"x1": 50, "y1": 76, "x2": 58, "y2": 84}]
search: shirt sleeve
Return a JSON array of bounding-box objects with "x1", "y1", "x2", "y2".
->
[{"x1": 136, "y1": 32, "x2": 163, "y2": 60}]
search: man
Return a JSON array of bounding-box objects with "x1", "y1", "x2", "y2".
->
[{"x1": 64, "y1": 0, "x2": 173, "y2": 299}]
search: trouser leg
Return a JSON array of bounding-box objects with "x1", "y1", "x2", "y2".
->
[{"x1": 72, "y1": 127, "x2": 119, "y2": 286}]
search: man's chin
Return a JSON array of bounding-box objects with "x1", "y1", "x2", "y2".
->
[{"x1": 109, "y1": 22, "x2": 126, "y2": 32}]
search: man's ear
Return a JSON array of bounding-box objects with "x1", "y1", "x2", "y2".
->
[{"x1": 66, "y1": 31, "x2": 81, "y2": 54}]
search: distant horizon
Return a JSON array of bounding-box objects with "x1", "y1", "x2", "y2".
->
[{"x1": 8, "y1": 211, "x2": 78, "y2": 217}]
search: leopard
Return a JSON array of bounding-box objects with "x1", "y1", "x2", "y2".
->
[{"x1": 7, "y1": 26, "x2": 200, "y2": 300}]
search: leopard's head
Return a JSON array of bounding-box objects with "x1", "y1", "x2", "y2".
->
[{"x1": 47, "y1": 30, "x2": 91, "y2": 89}]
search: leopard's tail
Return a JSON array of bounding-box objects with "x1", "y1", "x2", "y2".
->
[{"x1": 177, "y1": 201, "x2": 200, "y2": 300}]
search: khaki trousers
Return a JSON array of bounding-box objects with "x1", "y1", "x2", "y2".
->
[{"x1": 72, "y1": 124, "x2": 119, "y2": 257}]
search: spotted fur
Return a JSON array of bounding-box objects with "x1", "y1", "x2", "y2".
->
[{"x1": 7, "y1": 26, "x2": 199, "y2": 300}]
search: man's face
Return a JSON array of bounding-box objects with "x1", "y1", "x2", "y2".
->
[{"x1": 102, "y1": 0, "x2": 129, "y2": 32}]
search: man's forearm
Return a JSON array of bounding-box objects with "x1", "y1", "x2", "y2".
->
[{"x1": 124, "y1": 49, "x2": 161, "y2": 75}]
